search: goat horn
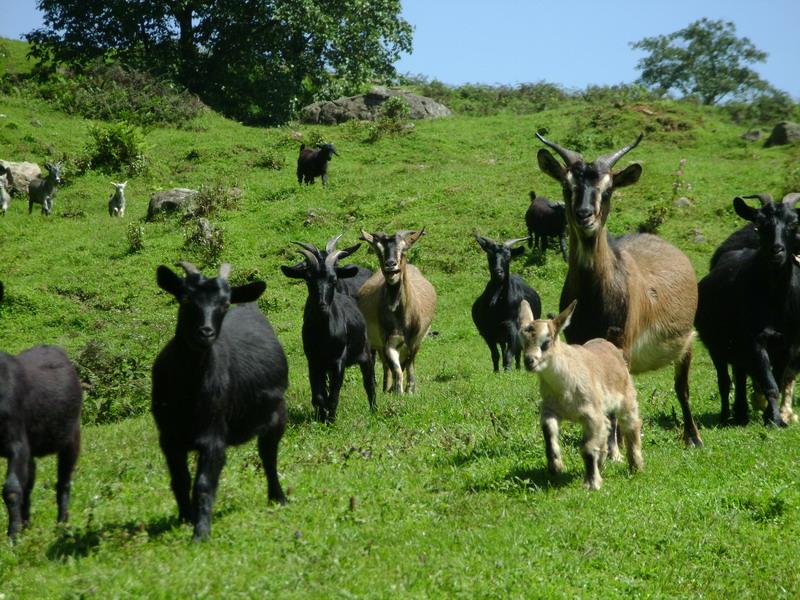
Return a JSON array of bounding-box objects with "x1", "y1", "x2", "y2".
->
[
  {"x1": 176, "y1": 261, "x2": 200, "y2": 276},
  {"x1": 218, "y1": 263, "x2": 231, "y2": 280},
  {"x1": 325, "y1": 249, "x2": 345, "y2": 268},
  {"x1": 782, "y1": 192, "x2": 800, "y2": 206},
  {"x1": 325, "y1": 233, "x2": 344, "y2": 253},
  {"x1": 535, "y1": 132, "x2": 582, "y2": 166},
  {"x1": 503, "y1": 237, "x2": 529, "y2": 248},
  {"x1": 292, "y1": 240, "x2": 321, "y2": 255},
  {"x1": 595, "y1": 133, "x2": 644, "y2": 171},
  {"x1": 292, "y1": 243, "x2": 320, "y2": 268},
  {"x1": 742, "y1": 193, "x2": 774, "y2": 206}
]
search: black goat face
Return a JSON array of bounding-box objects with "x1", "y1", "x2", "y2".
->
[
  {"x1": 474, "y1": 235, "x2": 524, "y2": 284},
  {"x1": 361, "y1": 229, "x2": 425, "y2": 285},
  {"x1": 734, "y1": 195, "x2": 800, "y2": 269}
]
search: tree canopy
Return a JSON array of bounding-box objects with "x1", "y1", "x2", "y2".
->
[
  {"x1": 27, "y1": 0, "x2": 413, "y2": 124},
  {"x1": 630, "y1": 18, "x2": 769, "y2": 105}
]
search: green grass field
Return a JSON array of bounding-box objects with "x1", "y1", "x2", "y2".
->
[{"x1": 1, "y1": 42, "x2": 800, "y2": 597}]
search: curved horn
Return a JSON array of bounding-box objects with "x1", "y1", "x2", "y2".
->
[
  {"x1": 292, "y1": 242, "x2": 320, "y2": 268},
  {"x1": 503, "y1": 237, "x2": 529, "y2": 248},
  {"x1": 325, "y1": 233, "x2": 343, "y2": 254},
  {"x1": 535, "y1": 132, "x2": 582, "y2": 166},
  {"x1": 742, "y1": 193, "x2": 774, "y2": 206},
  {"x1": 218, "y1": 263, "x2": 231, "y2": 280},
  {"x1": 325, "y1": 249, "x2": 346, "y2": 268},
  {"x1": 595, "y1": 133, "x2": 644, "y2": 171},
  {"x1": 176, "y1": 261, "x2": 200, "y2": 276},
  {"x1": 782, "y1": 192, "x2": 800, "y2": 206}
]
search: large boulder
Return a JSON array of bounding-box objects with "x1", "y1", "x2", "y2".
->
[
  {"x1": 147, "y1": 188, "x2": 198, "y2": 220},
  {"x1": 300, "y1": 86, "x2": 451, "y2": 125},
  {"x1": 0, "y1": 160, "x2": 42, "y2": 196},
  {"x1": 765, "y1": 122, "x2": 800, "y2": 147}
]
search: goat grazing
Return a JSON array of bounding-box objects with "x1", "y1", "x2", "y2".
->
[
  {"x1": 696, "y1": 193, "x2": 800, "y2": 426},
  {"x1": 357, "y1": 229, "x2": 437, "y2": 394},
  {"x1": 281, "y1": 235, "x2": 375, "y2": 422},
  {"x1": 519, "y1": 299, "x2": 642, "y2": 490},
  {"x1": 536, "y1": 132, "x2": 702, "y2": 448},
  {"x1": 108, "y1": 181, "x2": 127, "y2": 217},
  {"x1": 28, "y1": 161, "x2": 63, "y2": 216},
  {"x1": 0, "y1": 177, "x2": 10, "y2": 216},
  {"x1": 152, "y1": 262, "x2": 289, "y2": 541},
  {"x1": 526, "y1": 191, "x2": 567, "y2": 261},
  {"x1": 1, "y1": 345, "x2": 82, "y2": 538},
  {"x1": 297, "y1": 143, "x2": 339, "y2": 185},
  {"x1": 472, "y1": 234, "x2": 542, "y2": 371}
]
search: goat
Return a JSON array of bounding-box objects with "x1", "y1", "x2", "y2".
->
[
  {"x1": 281, "y1": 235, "x2": 375, "y2": 422},
  {"x1": 357, "y1": 229, "x2": 437, "y2": 394},
  {"x1": 518, "y1": 299, "x2": 642, "y2": 490},
  {"x1": 108, "y1": 181, "x2": 127, "y2": 217},
  {"x1": 0, "y1": 177, "x2": 10, "y2": 216},
  {"x1": 336, "y1": 264, "x2": 373, "y2": 296},
  {"x1": 297, "y1": 143, "x2": 339, "y2": 185},
  {"x1": 696, "y1": 193, "x2": 800, "y2": 426},
  {"x1": 152, "y1": 261, "x2": 289, "y2": 541},
  {"x1": 28, "y1": 161, "x2": 63, "y2": 216},
  {"x1": 472, "y1": 234, "x2": 542, "y2": 371},
  {"x1": 0, "y1": 345, "x2": 82, "y2": 538},
  {"x1": 536, "y1": 132, "x2": 702, "y2": 450},
  {"x1": 526, "y1": 191, "x2": 567, "y2": 261}
]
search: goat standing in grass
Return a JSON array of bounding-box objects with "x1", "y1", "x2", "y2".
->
[
  {"x1": 472, "y1": 234, "x2": 542, "y2": 371},
  {"x1": 519, "y1": 299, "x2": 642, "y2": 490},
  {"x1": 357, "y1": 229, "x2": 437, "y2": 394},
  {"x1": 108, "y1": 181, "x2": 127, "y2": 217},
  {"x1": 28, "y1": 161, "x2": 63, "y2": 216},
  {"x1": 0, "y1": 344, "x2": 82, "y2": 538},
  {"x1": 536, "y1": 132, "x2": 703, "y2": 450},
  {"x1": 152, "y1": 262, "x2": 288, "y2": 541},
  {"x1": 297, "y1": 143, "x2": 339, "y2": 185},
  {"x1": 281, "y1": 235, "x2": 375, "y2": 422},
  {"x1": 526, "y1": 191, "x2": 567, "y2": 261}
]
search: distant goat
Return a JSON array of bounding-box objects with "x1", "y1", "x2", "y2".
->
[
  {"x1": 472, "y1": 234, "x2": 542, "y2": 371},
  {"x1": 282, "y1": 235, "x2": 375, "y2": 422},
  {"x1": 28, "y1": 161, "x2": 63, "y2": 216},
  {"x1": 357, "y1": 229, "x2": 437, "y2": 394},
  {"x1": 536, "y1": 132, "x2": 703, "y2": 450},
  {"x1": 696, "y1": 193, "x2": 800, "y2": 426},
  {"x1": 297, "y1": 143, "x2": 339, "y2": 185},
  {"x1": 526, "y1": 191, "x2": 567, "y2": 261},
  {"x1": 0, "y1": 177, "x2": 9, "y2": 216},
  {"x1": 1, "y1": 345, "x2": 82, "y2": 538},
  {"x1": 108, "y1": 181, "x2": 127, "y2": 217},
  {"x1": 152, "y1": 262, "x2": 289, "y2": 541},
  {"x1": 519, "y1": 299, "x2": 642, "y2": 490}
]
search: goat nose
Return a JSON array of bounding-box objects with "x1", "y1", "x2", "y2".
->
[
  {"x1": 575, "y1": 207, "x2": 593, "y2": 220},
  {"x1": 773, "y1": 244, "x2": 785, "y2": 255},
  {"x1": 199, "y1": 326, "x2": 215, "y2": 338},
  {"x1": 385, "y1": 259, "x2": 397, "y2": 268}
]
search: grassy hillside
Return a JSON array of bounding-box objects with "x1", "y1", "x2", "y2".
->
[{"x1": 1, "y1": 71, "x2": 800, "y2": 596}]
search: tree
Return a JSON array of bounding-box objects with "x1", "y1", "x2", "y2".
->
[
  {"x1": 630, "y1": 18, "x2": 769, "y2": 105},
  {"x1": 27, "y1": 0, "x2": 413, "y2": 124}
]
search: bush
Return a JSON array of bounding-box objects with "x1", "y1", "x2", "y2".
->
[
  {"x1": 126, "y1": 222, "x2": 145, "y2": 253},
  {"x1": 84, "y1": 122, "x2": 147, "y2": 175},
  {"x1": 184, "y1": 218, "x2": 226, "y2": 265},
  {"x1": 365, "y1": 96, "x2": 414, "y2": 143},
  {"x1": 188, "y1": 183, "x2": 241, "y2": 219}
]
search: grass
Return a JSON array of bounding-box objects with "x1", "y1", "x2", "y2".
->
[{"x1": 2, "y1": 61, "x2": 800, "y2": 596}]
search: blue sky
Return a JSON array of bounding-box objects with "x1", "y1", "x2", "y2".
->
[{"x1": 3, "y1": 0, "x2": 799, "y2": 98}]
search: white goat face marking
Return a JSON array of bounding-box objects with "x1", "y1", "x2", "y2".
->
[{"x1": 520, "y1": 321, "x2": 553, "y2": 372}]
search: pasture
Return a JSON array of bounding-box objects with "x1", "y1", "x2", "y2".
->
[{"x1": 1, "y1": 78, "x2": 800, "y2": 596}]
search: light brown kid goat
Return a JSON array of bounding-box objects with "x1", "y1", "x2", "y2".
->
[
  {"x1": 357, "y1": 229, "x2": 437, "y2": 394},
  {"x1": 518, "y1": 299, "x2": 643, "y2": 490}
]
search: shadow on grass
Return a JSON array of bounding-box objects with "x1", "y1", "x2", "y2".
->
[
  {"x1": 652, "y1": 407, "x2": 724, "y2": 434},
  {"x1": 467, "y1": 464, "x2": 579, "y2": 494},
  {"x1": 287, "y1": 403, "x2": 317, "y2": 426}
]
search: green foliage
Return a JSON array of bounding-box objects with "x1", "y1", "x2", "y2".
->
[
  {"x1": 631, "y1": 18, "x2": 771, "y2": 105},
  {"x1": 724, "y1": 87, "x2": 800, "y2": 126},
  {"x1": 84, "y1": 122, "x2": 147, "y2": 175},
  {"x1": 365, "y1": 96, "x2": 414, "y2": 143},
  {"x1": 183, "y1": 218, "x2": 226, "y2": 266},
  {"x1": 253, "y1": 149, "x2": 286, "y2": 170},
  {"x1": 126, "y1": 222, "x2": 145, "y2": 254},
  {"x1": 189, "y1": 183, "x2": 241, "y2": 219}
]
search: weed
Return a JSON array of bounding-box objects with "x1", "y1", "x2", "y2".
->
[
  {"x1": 183, "y1": 217, "x2": 225, "y2": 265},
  {"x1": 83, "y1": 122, "x2": 147, "y2": 175},
  {"x1": 126, "y1": 222, "x2": 145, "y2": 253}
]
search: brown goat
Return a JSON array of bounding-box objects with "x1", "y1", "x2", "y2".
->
[
  {"x1": 536, "y1": 132, "x2": 703, "y2": 449},
  {"x1": 357, "y1": 229, "x2": 437, "y2": 394}
]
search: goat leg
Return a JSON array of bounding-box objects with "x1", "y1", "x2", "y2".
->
[
  {"x1": 673, "y1": 347, "x2": 703, "y2": 447},
  {"x1": 541, "y1": 411, "x2": 563, "y2": 475},
  {"x1": 3, "y1": 441, "x2": 30, "y2": 538},
  {"x1": 21, "y1": 457, "x2": 35, "y2": 527},
  {"x1": 191, "y1": 438, "x2": 227, "y2": 542},
  {"x1": 258, "y1": 401, "x2": 287, "y2": 506},
  {"x1": 161, "y1": 441, "x2": 192, "y2": 523},
  {"x1": 56, "y1": 429, "x2": 79, "y2": 524}
]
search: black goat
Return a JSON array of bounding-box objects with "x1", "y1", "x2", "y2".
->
[
  {"x1": 335, "y1": 264, "x2": 373, "y2": 296},
  {"x1": 696, "y1": 193, "x2": 800, "y2": 426},
  {"x1": 472, "y1": 234, "x2": 542, "y2": 371},
  {"x1": 152, "y1": 262, "x2": 289, "y2": 541},
  {"x1": 526, "y1": 191, "x2": 567, "y2": 261},
  {"x1": 297, "y1": 143, "x2": 339, "y2": 185},
  {"x1": 282, "y1": 235, "x2": 375, "y2": 422},
  {"x1": 1, "y1": 345, "x2": 82, "y2": 539}
]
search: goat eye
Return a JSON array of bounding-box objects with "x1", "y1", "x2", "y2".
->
[{"x1": 541, "y1": 340, "x2": 550, "y2": 351}]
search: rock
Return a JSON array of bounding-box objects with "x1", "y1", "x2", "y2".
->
[
  {"x1": 300, "y1": 86, "x2": 451, "y2": 125},
  {"x1": 146, "y1": 188, "x2": 198, "y2": 220},
  {"x1": 741, "y1": 130, "x2": 761, "y2": 142},
  {"x1": 673, "y1": 197, "x2": 692, "y2": 208},
  {"x1": 691, "y1": 228, "x2": 706, "y2": 244},
  {"x1": 0, "y1": 160, "x2": 42, "y2": 196},
  {"x1": 764, "y1": 122, "x2": 800, "y2": 147}
]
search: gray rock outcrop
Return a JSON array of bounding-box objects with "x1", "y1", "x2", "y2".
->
[
  {"x1": 765, "y1": 122, "x2": 800, "y2": 147},
  {"x1": 147, "y1": 188, "x2": 198, "y2": 220},
  {"x1": 300, "y1": 86, "x2": 451, "y2": 125},
  {"x1": 0, "y1": 160, "x2": 42, "y2": 196}
]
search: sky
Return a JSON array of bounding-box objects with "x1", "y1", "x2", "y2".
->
[{"x1": 3, "y1": 0, "x2": 799, "y2": 99}]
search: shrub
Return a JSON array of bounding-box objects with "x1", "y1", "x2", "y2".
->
[
  {"x1": 184, "y1": 218, "x2": 226, "y2": 265},
  {"x1": 365, "y1": 96, "x2": 413, "y2": 143},
  {"x1": 84, "y1": 122, "x2": 147, "y2": 175},
  {"x1": 253, "y1": 149, "x2": 286, "y2": 170},
  {"x1": 188, "y1": 183, "x2": 241, "y2": 219},
  {"x1": 126, "y1": 222, "x2": 145, "y2": 253}
]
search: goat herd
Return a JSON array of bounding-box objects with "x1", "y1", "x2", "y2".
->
[{"x1": 1, "y1": 133, "x2": 798, "y2": 542}]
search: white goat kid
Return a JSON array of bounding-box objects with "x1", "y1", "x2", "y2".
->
[
  {"x1": 518, "y1": 299, "x2": 643, "y2": 490},
  {"x1": 108, "y1": 181, "x2": 127, "y2": 217}
]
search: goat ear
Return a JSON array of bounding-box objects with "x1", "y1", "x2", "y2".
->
[
  {"x1": 339, "y1": 242, "x2": 361, "y2": 259},
  {"x1": 156, "y1": 265, "x2": 184, "y2": 298},
  {"x1": 553, "y1": 300, "x2": 577, "y2": 336},
  {"x1": 474, "y1": 234, "x2": 491, "y2": 251},
  {"x1": 280, "y1": 263, "x2": 307, "y2": 279},
  {"x1": 612, "y1": 163, "x2": 642, "y2": 189},
  {"x1": 360, "y1": 230, "x2": 375, "y2": 245},
  {"x1": 518, "y1": 299, "x2": 535, "y2": 328},
  {"x1": 537, "y1": 149, "x2": 566, "y2": 183},
  {"x1": 231, "y1": 281, "x2": 266, "y2": 304},
  {"x1": 529, "y1": 191, "x2": 536, "y2": 202},
  {"x1": 336, "y1": 264, "x2": 359, "y2": 279},
  {"x1": 403, "y1": 228, "x2": 425, "y2": 247},
  {"x1": 733, "y1": 196, "x2": 759, "y2": 222},
  {"x1": 511, "y1": 246, "x2": 525, "y2": 258}
]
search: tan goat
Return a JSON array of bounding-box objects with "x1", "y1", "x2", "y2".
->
[
  {"x1": 357, "y1": 229, "x2": 437, "y2": 394},
  {"x1": 519, "y1": 299, "x2": 643, "y2": 490}
]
